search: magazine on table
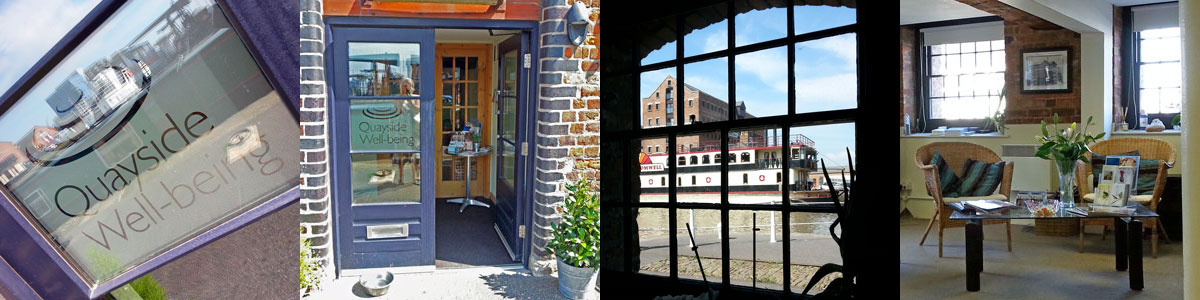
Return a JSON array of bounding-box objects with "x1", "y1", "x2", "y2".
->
[
  {"x1": 1095, "y1": 155, "x2": 1139, "y2": 207},
  {"x1": 960, "y1": 199, "x2": 1017, "y2": 212}
]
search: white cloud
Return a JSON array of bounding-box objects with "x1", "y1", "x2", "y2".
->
[
  {"x1": 0, "y1": 0, "x2": 100, "y2": 93},
  {"x1": 806, "y1": 34, "x2": 857, "y2": 66},
  {"x1": 795, "y1": 73, "x2": 857, "y2": 111}
]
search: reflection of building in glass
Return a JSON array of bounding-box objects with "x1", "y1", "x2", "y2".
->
[
  {"x1": 0, "y1": 142, "x2": 30, "y2": 185},
  {"x1": 349, "y1": 53, "x2": 421, "y2": 96}
]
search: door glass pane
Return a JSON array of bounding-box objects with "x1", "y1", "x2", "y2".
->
[
  {"x1": 348, "y1": 98, "x2": 421, "y2": 205},
  {"x1": 501, "y1": 140, "x2": 516, "y2": 183},
  {"x1": 467, "y1": 82, "x2": 478, "y2": 106},
  {"x1": 500, "y1": 49, "x2": 518, "y2": 141},
  {"x1": 467, "y1": 57, "x2": 479, "y2": 80},
  {"x1": 350, "y1": 153, "x2": 420, "y2": 204},
  {"x1": 349, "y1": 43, "x2": 420, "y2": 97}
]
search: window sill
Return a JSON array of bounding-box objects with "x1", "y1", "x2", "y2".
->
[
  {"x1": 901, "y1": 132, "x2": 1008, "y2": 138},
  {"x1": 1111, "y1": 129, "x2": 1181, "y2": 136}
]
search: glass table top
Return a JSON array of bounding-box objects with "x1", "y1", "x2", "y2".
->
[{"x1": 949, "y1": 200, "x2": 1158, "y2": 220}]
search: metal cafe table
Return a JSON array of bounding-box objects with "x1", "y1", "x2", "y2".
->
[
  {"x1": 446, "y1": 148, "x2": 492, "y2": 212},
  {"x1": 949, "y1": 202, "x2": 1158, "y2": 292}
]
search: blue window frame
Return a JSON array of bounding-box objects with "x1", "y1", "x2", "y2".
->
[{"x1": 0, "y1": 0, "x2": 300, "y2": 298}]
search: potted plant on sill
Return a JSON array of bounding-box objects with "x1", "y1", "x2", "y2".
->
[{"x1": 547, "y1": 179, "x2": 599, "y2": 299}]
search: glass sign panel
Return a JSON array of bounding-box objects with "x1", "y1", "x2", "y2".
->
[{"x1": 0, "y1": 0, "x2": 297, "y2": 284}]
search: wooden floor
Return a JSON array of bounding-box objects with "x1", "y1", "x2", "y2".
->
[{"x1": 900, "y1": 212, "x2": 1183, "y2": 299}]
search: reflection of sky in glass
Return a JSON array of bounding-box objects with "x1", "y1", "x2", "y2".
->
[
  {"x1": 0, "y1": 0, "x2": 101, "y2": 95},
  {"x1": 640, "y1": 6, "x2": 857, "y2": 118},
  {"x1": 0, "y1": 0, "x2": 196, "y2": 142}
]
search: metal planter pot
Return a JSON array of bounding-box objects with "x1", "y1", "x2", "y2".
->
[{"x1": 557, "y1": 258, "x2": 597, "y2": 299}]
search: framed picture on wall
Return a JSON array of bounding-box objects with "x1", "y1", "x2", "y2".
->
[{"x1": 1020, "y1": 47, "x2": 1071, "y2": 93}]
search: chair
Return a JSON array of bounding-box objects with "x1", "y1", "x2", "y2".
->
[
  {"x1": 915, "y1": 142, "x2": 1014, "y2": 257},
  {"x1": 1075, "y1": 138, "x2": 1174, "y2": 258}
]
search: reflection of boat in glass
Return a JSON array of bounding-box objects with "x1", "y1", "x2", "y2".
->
[{"x1": 639, "y1": 134, "x2": 834, "y2": 205}]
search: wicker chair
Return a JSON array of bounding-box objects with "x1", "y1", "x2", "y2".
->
[
  {"x1": 915, "y1": 142, "x2": 1014, "y2": 257},
  {"x1": 1074, "y1": 138, "x2": 1174, "y2": 258}
]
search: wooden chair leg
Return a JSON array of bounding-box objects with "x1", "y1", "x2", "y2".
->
[
  {"x1": 1152, "y1": 224, "x2": 1159, "y2": 258},
  {"x1": 1157, "y1": 219, "x2": 1172, "y2": 243},
  {"x1": 938, "y1": 226, "x2": 945, "y2": 258},
  {"x1": 1101, "y1": 225, "x2": 1108, "y2": 240},
  {"x1": 919, "y1": 216, "x2": 937, "y2": 246},
  {"x1": 1006, "y1": 221, "x2": 1012, "y2": 252}
]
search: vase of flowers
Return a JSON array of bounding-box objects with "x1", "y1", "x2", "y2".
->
[{"x1": 1035, "y1": 114, "x2": 1105, "y2": 208}]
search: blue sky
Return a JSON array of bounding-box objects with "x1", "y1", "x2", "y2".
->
[
  {"x1": 0, "y1": 0, "x2": 178, "y2": 142},
  {"x1": 639, "y1": 6, "x2": 858, "y2": 167}
]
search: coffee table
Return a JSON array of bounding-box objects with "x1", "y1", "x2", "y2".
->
[{"x1": 949, "y1": 201, "x2": 1158, "y2": 292}]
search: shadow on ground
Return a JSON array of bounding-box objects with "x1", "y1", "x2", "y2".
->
[{"x1": 479, "y1": 272, "x2": 564, "y2": 299}]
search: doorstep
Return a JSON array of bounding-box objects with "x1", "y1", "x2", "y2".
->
[{"x1": 304, "y1": 266, "x2": 600, "y2": 299}]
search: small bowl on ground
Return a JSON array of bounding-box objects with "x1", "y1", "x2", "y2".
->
[{"x1": 358, "y1": 271, "x2": 395, "y2": 297}]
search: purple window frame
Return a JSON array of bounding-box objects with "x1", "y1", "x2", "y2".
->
[{"x1": 0, "y1": 0, "x2": 300, "y2": 298}]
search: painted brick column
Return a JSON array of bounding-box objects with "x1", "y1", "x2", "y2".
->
[
  {"x1": 299, "y1": 0, "x2": 334, "y2": 281},
  {"x1": 533, "y1": 0, "x2": 600, "y2": 269}
]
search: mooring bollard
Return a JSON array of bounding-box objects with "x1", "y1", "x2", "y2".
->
[
  {"x1": 770, "y1": 211, "x2": 777, "y2": 243},
  {"x1": 689, "y1": 209, "x2": 695, "y2": 247}
]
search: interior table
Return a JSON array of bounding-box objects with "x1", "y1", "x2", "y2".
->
[
  {"x1": 446, "y1": 148, "x2": 491, "y2": 213},
  {"x1": 949, "y1": 201, "x2": 1158, "y2": 292}
]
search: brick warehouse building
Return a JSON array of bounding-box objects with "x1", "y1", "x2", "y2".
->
[
  {"x1": 639, "y1": 75, "x2": 762, "y2": 155},
  {"x1": 300, "y1": 0, "x2": 599, "y2": 282}
]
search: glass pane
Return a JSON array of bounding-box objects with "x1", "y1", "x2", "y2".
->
[
  {"x1": 683, "y1": 3, "x2": 728, "y2": 58},
  {"x1": 641, "y1": 67, "x2": 677, "y2": 129},
  {"x1": 466, "y1": 57, "x2": 478, "y2": 80},
  {"x1": 441, "y1": 83, "x2": 453, "y2": 106},
  {"x1": 736, "y1": 46, "x2": 788, "y2": 119},
  {"x1": 636, "y1": 207, "x2": 671, "y2": 276},
  {"x1": 735, "y1": 4, "x2": 785, "y2": 47},
  {"x1": 467, "y1": 82, "x2": 478, "y2": 106},
  {"x1": 960, "y1": 41, "x2": 976, "y2": 53},
  {"x1": 455, "y1": 82, "x2": 466, "y2": 106},
  {"x1": 349, "y1": 99, "x2": 420, "y2": 152},
  {"x1": 349, "y1": 43, "x2": 420, "y2": 97},
  {"x1": 788, "y1": 211, "x2": 841, "y2": 292},
  {"x1": 1141, "y1": 89, "x2": 1161, "y2": 114},
  {"x1": 930, "y1": 55, "x2": 944, "y2": 76},
  {"x1": 500, "y1": 49, "x2": 518, "y2": 142},
  {"x1": 637, "y1": 136, "x2": 669, "y2": 204},
  {"x1": 0, "y1": 0, "x2": 297, "y2": 284},
  {"x1": 640, "y1": 18, "x2": 677, "y2": 66},
  {"x1": 1161, "y1": 87, "x2": 1182, "y2": 114},
  {"x1": 730, "y1": 210, "x2": 783, "y2": 289},
  {"x1": 678, "y1": 131, "x2": 721, "y2": 203},
  {"x1": 441, "y1": 108, "x2": 452, "y2": 131},
  {"x1": 793, "y1": 4, "x2": 855, "y2": 36},
  {"x1": 674, "y1": 209, "x2": 724, "y2": 284},
  {"x1": 351, "y1": 153, "x2": 420, "y2": 204},
  {"x1": 791, "y1": 122, "x2": 855, "y2": 203},
  {"x1": 725, "y1": 127, "x2": 782, "y2": 205},
  {"x1": 795, "y1": 33, "x2": 858, "y2": 114},
  {"x1": 500, "y1": 140, "x2": 515, "y2": 183},
  {"x1": 1140, "y1": 35, "x2": 1181, "y2": 63},
  {"x1": 684, "y1": 58, "x2": 729, "y2": 124}
]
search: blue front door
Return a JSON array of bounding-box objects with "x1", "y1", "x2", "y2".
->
[
  {"x1": 493, "y1": 34, "x2": 528, "y2": 262},
  {"x1": 330, "y1": 27, "x2": 436, "y2": 270}
]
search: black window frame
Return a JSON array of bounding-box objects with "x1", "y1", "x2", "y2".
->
[
  {"x1": 1122, "y1": 5, "x2": 1182, "y2": 128},
  {"x1": 910, "y1": 16, "x2": 1005, "y2": 132},
  {"x1": 616, "y1": 0, "x2": 876, "y2": 296}
]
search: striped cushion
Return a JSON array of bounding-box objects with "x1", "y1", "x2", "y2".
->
[
  {"x1": 954, "y1": 159, "x2": 989, "y2": 197},
  {"x1": 929, "y1": 151, "x2": 960, "y2": 197},
  {"x1": 970, "y1": 161, "x2": 1006, "y2": 196}
]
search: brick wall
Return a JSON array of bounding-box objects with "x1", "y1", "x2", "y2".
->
[
  {"x1": 1113, "y1": 6, "x2": 1124, "y2": 123},
  {"x1": 899, "y1": 26, "x2": 917, "y2": 127},
  {"x1": 299, "y1": 0, "x2": 334, "y2": 281},
  {"x1": 533, "y1": 0, "x2": 600, "y2": 263},
  {"x1": 1002, "y1": 22, "x2": 1082, "y2": 124}
]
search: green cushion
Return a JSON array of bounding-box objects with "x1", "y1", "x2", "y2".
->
[
  {"x1": 929, "y1": 151, "x2": 960, "y2": 197},
  {"x1": 955, "y1": 159, "x2": 989, "y2": 197},
  {"x1": 1136, "y1": 159, "x2": 1159, "y2": 195},
  {"x1": 970, "y1": 161, "x2": 1006, "y2": 196}
]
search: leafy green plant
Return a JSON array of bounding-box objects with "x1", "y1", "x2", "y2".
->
[
  {"x1": 1035, "y1": 114, "x2": 1105, "y2": 171},
  {"x1": 1172, "y1": 115, "x2": 1182, "y2": 127},
  {"x1": 301, "y1": 227, "x2": 322, "y2": 295},
  {"x1": 546, "y1": 179, "x2": 600, "y2": 268},
  {"x1": 129, "y1": 275, "x2": 167, "y2": 300},
  {"x1": 985, "y1": 89, "x2": 1008, "y2": 134}
]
